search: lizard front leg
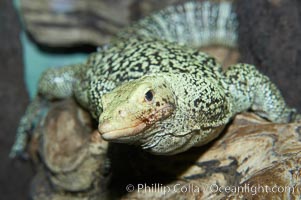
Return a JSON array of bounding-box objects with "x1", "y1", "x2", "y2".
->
[
  {"x1": 10, "y1": 64, "x2": 85, "y2": 158},
  {"x1": 224, "y1": 64, "x2": 300, "y2": 123}
]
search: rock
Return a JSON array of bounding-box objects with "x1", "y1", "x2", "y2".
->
[
  {"x1": 119, "y1": 114, "x2": 301, "y2": 199},
  {"x1": 225, "y1": 155, "x2": 301, "y2": 199},
  {"x1": 28, "y1": 99, "x2": 301, "y2": 199},
  {"x1": 30, "y1": 99, "x2": 109, "y2": 199},
  {"x1": 20, "y1": 0, "x2": 179, "y2": 47}
]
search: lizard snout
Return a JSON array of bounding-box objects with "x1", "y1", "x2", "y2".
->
[
  {"x1": 98, "y1": 120, "x2": 112, "y2": 135},
  {"x1": 98, "y1": 118, "x2": 147, "y2": 141}
]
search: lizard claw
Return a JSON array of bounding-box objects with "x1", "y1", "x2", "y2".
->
[{"x1": 9, "y1": 97, "x2": 48, "y2": 159}]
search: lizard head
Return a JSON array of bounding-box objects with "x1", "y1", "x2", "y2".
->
[{"x1": 98, "y1": 75, "x2": 176, "y2": 143}]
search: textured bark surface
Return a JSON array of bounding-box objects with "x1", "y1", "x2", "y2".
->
[
  {"x1": 30, "y1": 100, "x2": 109, "y2": 200},
  {"x1": 20, "y1": 0, "x2": 181, "y2": 47},
  {"x1": 28, "y1": 100, "x2": 301, "y2": 199}
]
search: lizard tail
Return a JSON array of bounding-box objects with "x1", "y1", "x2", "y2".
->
[{"x1": 120, "y1": 0, "x2": 238, "y2": 49}]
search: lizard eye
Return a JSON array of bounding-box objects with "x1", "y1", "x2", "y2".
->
[{"x1": 144, "y1": 90, "x2": 154, "y2": 102}]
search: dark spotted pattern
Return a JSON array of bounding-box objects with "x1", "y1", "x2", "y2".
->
[{"x1": 86, "y1": 37, "x2": 222, "y2": 118}]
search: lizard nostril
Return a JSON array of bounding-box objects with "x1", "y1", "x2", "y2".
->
[
  {"x1": 118, "y1": 110, "x2": 127, "y2": 118},
  {"x1": 98, "y1": 120, "x2": 110, "y2": 135}
]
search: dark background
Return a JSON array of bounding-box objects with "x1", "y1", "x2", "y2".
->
[
  {"x1": 0, "y1": 0, "x2": 33, "y2": 199},
  {"x1": 237, "y1": 0, "x2": 301, "y2": 111},
  {"x1": 0, "y1": 0, "x2": 300, "y2": 199}
]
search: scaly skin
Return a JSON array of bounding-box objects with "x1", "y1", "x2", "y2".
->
[{"x1": 10, "y1": 1, "x2": 300, "y2": 157}]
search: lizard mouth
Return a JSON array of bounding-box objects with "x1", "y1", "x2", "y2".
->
[
  {"x1": 98, "y1": 105, "x2": 174, "y2": 141},
  {"x1": 99, "y1": 122, "x2": 147, "y2": 140}
]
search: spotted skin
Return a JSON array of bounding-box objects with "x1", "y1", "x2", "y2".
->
[{"x1": 10, "y1": 1, "x2": 300, "y2": 157}]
